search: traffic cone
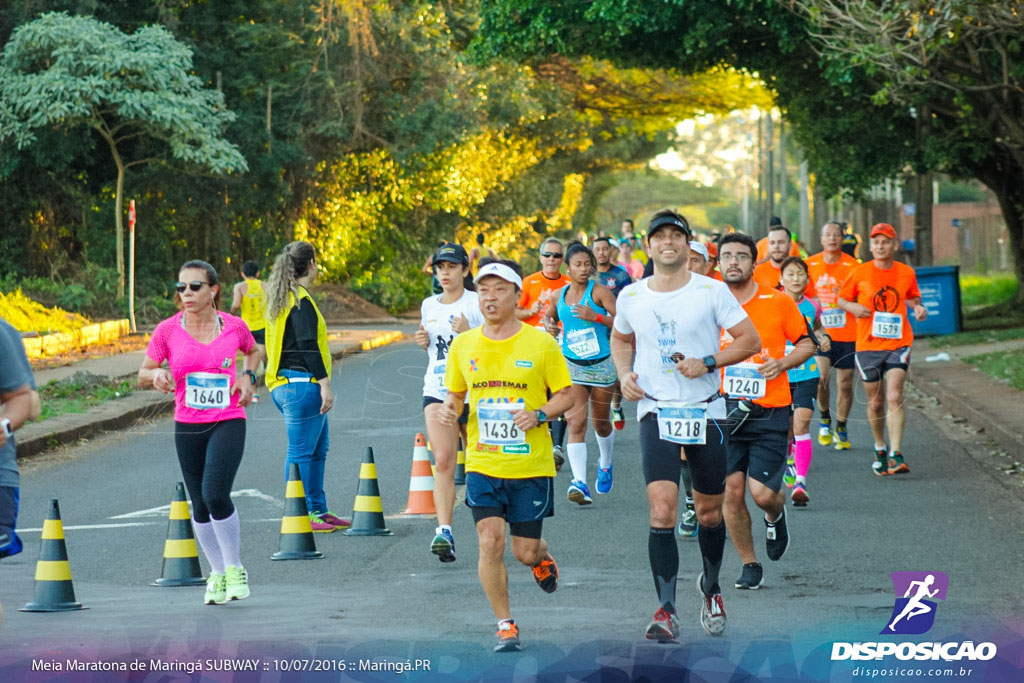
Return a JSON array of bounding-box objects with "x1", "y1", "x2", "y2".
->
[
  {"x1": 271, "y1": 463, "x2": 324, "y2": 560},
  {"x1": 404, "y1": 433, "x2": 436, "y2": 515},
  {"x1": 152, "y1": 482, "x2": 206, "y2": 587},
  {"x1": 426, "y1": 440, "x2": 436, "y2": 478},
  {"x1": 345, "y1": 447, "x2": 392, "y2": 536},
  {"x1": 454, "y1": 438, "x2": 466, "y2": 485},
  {"x1": 20, "y1": 499, "x2": 85, "y2": 612}
]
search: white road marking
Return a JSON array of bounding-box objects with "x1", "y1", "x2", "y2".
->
[
  {"x1": 19, "y1": 522, "x2": 158, "y2": 533},
  {"x1": 109, "y1": 488, "x2": 283, "y2": 519}
]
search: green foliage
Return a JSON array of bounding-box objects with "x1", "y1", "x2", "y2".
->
[
  {"x1": 959, "y1": 273, "x2": 1019, "y2": 310},
  {"x1": 964, "y1": 349, "x2": 1024, "y2": 392},
  {"x1": 37, "y1": 371, "x2": 134, "y2": 422}
]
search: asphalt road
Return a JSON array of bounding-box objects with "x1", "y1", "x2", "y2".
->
[{"x1": 2, "y1": 333, "x2": 1023, "y2": 680}]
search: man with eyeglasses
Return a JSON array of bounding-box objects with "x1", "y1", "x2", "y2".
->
[
  {"x1": 611, "y1": 210, "x2": 761, "y2": 641},
  {"x1": 518, "y1": 238, "x2": 571, "y2": 467},
  {"x1": 718, "y1": 233, "x2": 815, "y2": 592}
]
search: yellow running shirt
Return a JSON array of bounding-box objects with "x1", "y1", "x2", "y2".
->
[
  {"x1": 239, "y1": 278, "x2": 267, "y2": 332},
  {"x1": 445, "y1": 324, "x2": 571, "y2": 479}
]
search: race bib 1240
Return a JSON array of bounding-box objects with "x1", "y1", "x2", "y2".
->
[{"x1": 723, "y1": 363, "x2": 766, "y2": 399}]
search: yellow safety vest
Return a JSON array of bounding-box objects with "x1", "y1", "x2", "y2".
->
[
  {"x1": 239, "y1": 278, "x2": 267, "y2": 332},
  {"x1": 265, "y1": 286, "x2": 331, "y2": 391}
]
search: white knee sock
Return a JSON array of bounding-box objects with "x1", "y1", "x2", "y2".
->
[
  {"x1": 212, "y1": 509, "x2": 242, "y2": 568},
  {"x1": 193, "y1": 519, "x2": 225, "y2": 574},
  {"x1": 596, "y1": 431, "x2": 615, "y2": 469},
  {"x1": 567, "y1": 442, "x2": 588, "y2": 484}
]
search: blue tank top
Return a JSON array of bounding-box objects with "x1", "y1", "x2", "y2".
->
[
  {"x1": 557, "y1": 281, "x2": 610, "y2": 361},
  {"x1": 787, "y1": 296, "x2": 820, "y2": 383}
]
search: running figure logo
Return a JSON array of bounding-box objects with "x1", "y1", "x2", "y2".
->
[{"x1": 881, "y1": 571, "x2": 949, "y2": 635}]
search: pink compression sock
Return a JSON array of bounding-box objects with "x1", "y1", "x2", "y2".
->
[{"x1": 793, "y1": 434, "x2": 813, "y2": 479}]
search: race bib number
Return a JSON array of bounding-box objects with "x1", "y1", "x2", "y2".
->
[
  {"x1": 478, "y1": 399, "x2": 526, "y2": 446},
  {"x1": 657, "y1": 402, "x2": 706, "y2": 445},
  {"x1": 723, "y1": 363, "x2": 766, "y2": 399},
  {"x1": 820, "y1": 307, "x2": 847, "y2": 329},
  {"x1": 431, "y1": 363, "x2": 447, "y2": 395},
  {"x1": 565, "y1": 327, "x2": 600, "y2": 358},
  {"x1": 185, "y1": 372, "x2": 230, "y2": 410},
  {"x1": 872, "y1": 312, "x2": 903, "y2": 339}
]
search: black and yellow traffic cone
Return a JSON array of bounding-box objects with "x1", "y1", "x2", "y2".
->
[
  {"x1": 20, "y1": 499, "x2": 85, "y2": 612},
  {"x1": 271, "y1": 463, "x2": 324, "y2": 560},
  {"x1": 344, "y1": 447, "x2": 392, "y2": 536},
  {"x1": 152, "y1": 482, "x2": 206, "y2": 587},
  {"x1": 454, "y1": 438, "x2": 467, "y2": 485}
]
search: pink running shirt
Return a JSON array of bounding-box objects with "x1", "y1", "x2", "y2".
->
[{"x1": 146, "y1": 311, "x2": 256, "y2": 423}]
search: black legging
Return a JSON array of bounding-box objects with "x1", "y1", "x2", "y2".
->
[{"x1": 174, "y1": 419, "x2": 246, "y2": 523}]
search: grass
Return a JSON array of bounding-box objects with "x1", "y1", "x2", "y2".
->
[
  {"x1": 963, "y1": 349, "x2": 1024, "y2": 391},
  {"x1": 960, "y1": 272, "x2": 1018, "y2": 309},
  {"x1": 37, "y1": 371, "x2": 134, "y2": 422},
  {"x1": 928, "y1": 326, "x2": 1024, "y2": 348}
]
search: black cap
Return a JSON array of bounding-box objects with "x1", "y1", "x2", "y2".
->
[
  {"x1": 435, "y1": 243, "x2": 469, "y2": 266},
  {"x1": 646, "y1": 215, "x2": 692, "y2": 241}
]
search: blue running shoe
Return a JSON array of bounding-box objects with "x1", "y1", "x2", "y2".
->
[
  {"x1": 431, "y1": 527, "x2": 456, "y2": 563},
  {"x1": 567, "y1": 480, "x2": 593, "y2": 505},
  {"x1": 596, "y1": 465, "x2": 613, "y2": 494}
]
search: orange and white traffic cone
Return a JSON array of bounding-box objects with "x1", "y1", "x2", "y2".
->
[{"x1": 404, "y1": 433, "x2": 436, "y2": 515}]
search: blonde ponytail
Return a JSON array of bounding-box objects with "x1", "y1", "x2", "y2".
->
[{"x1": 265, "y1": 241, "x2": 316, "y2": 320}]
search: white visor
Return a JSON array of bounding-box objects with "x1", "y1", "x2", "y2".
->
[
  {"x1": 689, "y1": 241, "x2": 709, "y2": 262},
  {"x1": 473, "y1": 262, "x2": 523, "y2": 289}
]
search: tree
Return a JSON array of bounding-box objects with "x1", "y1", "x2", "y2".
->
[
  {"x1": 472, "y1": 0, "x2": 1024, "y2": 302},
  {"x1": 0, "y1": 12, "x2": 248, "y2": 297},
  {"x1": 788, "y1": 0, "x2": 1024, "y2": 301}
]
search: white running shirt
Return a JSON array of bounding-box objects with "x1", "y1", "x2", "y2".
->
[
  {"x1": 421, "y1": 291, "x2": 484, "y2": 400},
  {"x1": 614, "y1": 274, "x2": 748, "y2": 420}
]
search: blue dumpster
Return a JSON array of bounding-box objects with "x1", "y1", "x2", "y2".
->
[{"x1": 910, "y1": 265, "x2": 962, "y2": 337}]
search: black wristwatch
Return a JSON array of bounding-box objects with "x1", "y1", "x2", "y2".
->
[
  {"x1": 244, "y1": 370, "x2": 257, "y2": 385},
  {"x1": 702, "y1": 355, "x2": 718, "y2": 373},
  {"x1": 535, "y1": 410, "x2": 548, "y2": 424}
]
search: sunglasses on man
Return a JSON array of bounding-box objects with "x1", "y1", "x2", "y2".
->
[
  {"x1": 540, "y1": 251, "x2": 563, "y2": 259},
  {"x1": 175, "y1": 281, "x2": 209, "y2": 293}
]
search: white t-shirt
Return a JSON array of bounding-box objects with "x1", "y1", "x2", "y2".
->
[
  {"x1": 613, "y1": 274, "x2": 748, "y2": 420},
  {"x1": 421, "y1": 290, "x2": 484, "y2": 400}
]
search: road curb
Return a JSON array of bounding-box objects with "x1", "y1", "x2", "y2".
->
[
  {"x1": 909, "y1": 365, "x2": 1024, "y2": 457},
  {"x1": 18, "y1": 333, "x2": 406, "y2": 461}
]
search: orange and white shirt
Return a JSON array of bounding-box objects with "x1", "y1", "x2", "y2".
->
[
  {"x1": 806, "y1": 251, "x2": 859, "y2": 343},
  {"x1": 839, "y1": 261, "x2": 921, "y2": 351}
]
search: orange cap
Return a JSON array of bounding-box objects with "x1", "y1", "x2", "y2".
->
[
  {"x1": 870, "y1": 223, "x2": 897, "y2": 239},
  {"x1": 706, "y1": 241, "x2": 718, "y2": 258}
]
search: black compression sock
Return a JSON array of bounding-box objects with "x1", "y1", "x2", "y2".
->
[
  {"x1": 698, "y1": 521, "x2": 726, "y2": 595},
  {"x1": 837, "y1": 420, "x2": 847, "y2": 431},
  {"x1": 820, "y1": 409, "x2": 831, "y2": 423},
  {"x1": 549, "y1": 418, "x2": 567, "y2": 448},
  {"x1": 680, "y1": 461, "x2": 693, "y2": 500},
  {"x1": 649, "y1": 527, "x2": 678, "y2": 613}
]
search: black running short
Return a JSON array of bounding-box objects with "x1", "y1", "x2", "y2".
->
[
  {"x1": 855, "y1": 346, "x2": 911, "y2": 383},
  {"x1": 817, "y1": 339, "x2": 856, "y2": 370},
  {"x1": 423, "y1": 396, "x2": 469, "y2": 424},
  {"x1": 789, "y1": 379, "x2": 817, "y2": 411},
  {"x1": 726, "y1": 401, "x2": 790, "y2": 493},
  {"x1": 639, "y1": 412, "x2": 728, "y2": 496},
  {"x1": 250, "y1": 328, "x2": 266, "y2": 345}
]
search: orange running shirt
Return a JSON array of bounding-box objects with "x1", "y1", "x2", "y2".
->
[
  {"x1": 806, "y1": 251, "x2": 859, "y2": 343},
  {"x1": 753, "y1": 261, "x2": 817, "y2": 298},
  {"x1": 838, "y1": 261, "x2": 921, "y2": 351},
  {"x1": 756, "y1": 236, "x2": 801, "y2": 262},
  {"x1": 518, "y1": 271, "x2": 570, "y2": 327},
  {"x1": 720, "y1": 285, "x2": 808, "y2": 408}
]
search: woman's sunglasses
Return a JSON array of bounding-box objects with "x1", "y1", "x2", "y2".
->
[{"x1": 175, "y1": 281, "x2": 209, "y2": 293}]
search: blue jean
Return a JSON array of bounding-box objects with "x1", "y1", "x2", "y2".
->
[{"x1": 271, "y1": 369, "x2": 330, "y2": 514}]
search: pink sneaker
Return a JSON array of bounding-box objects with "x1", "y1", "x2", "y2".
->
[
  {"x1": 319, "y1": 512, "x2": 351, "y2": 529},
  {"x1": 309, "y1": 513, "x2": 336, "y2": 533}
]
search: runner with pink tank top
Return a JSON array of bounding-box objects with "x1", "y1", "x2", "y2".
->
[{"x1": 139, "y1": 260, "x2": 261, "y2": 607}]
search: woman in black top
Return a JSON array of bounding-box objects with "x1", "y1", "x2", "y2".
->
[{"x1": 264, "y1": 241, "x2": 348, "y2": 532}]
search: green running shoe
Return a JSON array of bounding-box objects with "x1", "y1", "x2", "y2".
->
[
  {"x1": 224, "y1": 565, "x2": 250, "y2": 601},
  {"x1": 204, "y1": 572, "x2": 227, "y2": 605}
]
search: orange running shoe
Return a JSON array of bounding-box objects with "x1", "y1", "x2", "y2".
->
[
  {"x1": 494, "y1": 620, "x2": 521, "y2": 652},
  {"x1": 532, "y1": 553, "x2": 559, "y2": 593}
]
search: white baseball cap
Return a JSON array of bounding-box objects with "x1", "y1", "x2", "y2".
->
[
  {"x1": 473, "y1": 262, "x2": 523, "y2": 289},
  {"x1": 689, "y1": 241, "x2": 709, "y2": 262}
]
